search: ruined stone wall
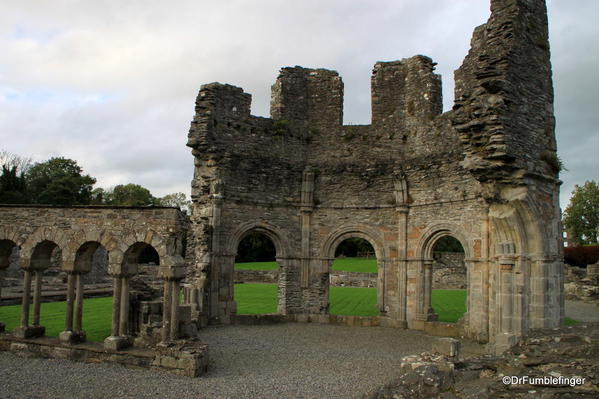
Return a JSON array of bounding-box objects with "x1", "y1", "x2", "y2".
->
[
  {"x1": 186, "y1": 0, "x2": 563, "y2": 347},
  {"x1": 0, "y1": 205, "x2": 187, "y2": 274}
]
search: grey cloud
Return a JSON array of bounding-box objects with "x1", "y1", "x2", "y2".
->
[{"x1": 0, "y1": 0, "x2": 596, "y2": 210}]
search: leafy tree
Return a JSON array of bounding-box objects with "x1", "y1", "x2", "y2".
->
[
  {"x1": 335, "y1": 238, "x2": 375, "y2": 258},
  {"x1": 26, "y1": 157, "x2": 96, "y2": 206},
  {"x1": 563, "y1": 180, "x2": 599, "y2": 246},
  {"x1": 90, "y1": 187, "x2": 110, "y2": 205},
  {"x1": 0, "y1": 150, "x2": 32, "y2": 204},
  {"x1": 0, "y1": 150, "x2": 32, "y2": 174},
  {"x1": 159, "y1": 192, "x2": 191, "y2": 212},
  {"x1": 0, "y1": 165, "x2": 29, "y2": 204},
  {"x1": 433, "y1": 236, "x2": 465, "y2": 253},
  {"x1": 236, "y1": 232, "x2": 276, "y2": 262},
  {"x1": 109, "y1": 183, "x2": 158, "y2": 206}
]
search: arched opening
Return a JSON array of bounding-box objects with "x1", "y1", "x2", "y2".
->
[
  {"x1": 233, "y1": 231, "x2": 279, "y2": 315},
  {"x1": 329, "y1": 237, "x2": 379, "y2": 316},
  {"x1": 72, "y1": 241, "x2": 110, "y2": 342},
  {"x1": 0, "y1": 239, "x2": 18, "y2": 269},
  {"x1": 31, "y1": 240, "x2": 61, "y2": 270},
  {"x1": 0, "y1": 240, "x2": 19, "y2": 330},
  {"x1": 14, "y1": 240, "x2": 62, "y2": 338},
  {"x1": 430, "y1": 235, "x2": 467, "y2": 323},
  {"x1": 0, "y1": 239, "x2": 20, "y2": 286},
  {"x1": 125, "y1": 243, "x2": 161, "y2": 292},
  {"x1": 123, "y1": 242, "x2": 161, "y2": 293},
  {"x1": 114, "y1": 242, "x2": 162, "y2": 343}
]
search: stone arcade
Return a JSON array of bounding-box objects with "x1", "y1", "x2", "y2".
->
[
  {"x1": 0, "y1": 0, "x2": 563, "y2": 375},
  {"x1": 185, "y1": 0, "x2": 563, "y2": 350}
]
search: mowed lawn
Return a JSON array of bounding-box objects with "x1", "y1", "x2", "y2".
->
[
  {"x1": 235, "y1": 258, "x2": 378, "y2": 273},
  {"x1": 234, "y1": 283, "x2": 469, "y2": 321},
  {"x1": 0, "y1": 296, "x2": 112, "y2": 342}
]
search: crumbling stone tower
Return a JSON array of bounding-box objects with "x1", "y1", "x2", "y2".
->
[{"x1": 186, "y1": 0, "x2": 563, "y2": 350}]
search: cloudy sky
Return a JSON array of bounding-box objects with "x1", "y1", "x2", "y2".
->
[{"x1": 0, "y1": 0, "x2": 597, "y2": 209}]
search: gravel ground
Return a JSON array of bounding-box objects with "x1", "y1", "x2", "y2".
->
[
  {"x1": 565, "y1": 299, "x2": 599, "y2": 322},
  {"x1": 2, "y1": 304, "x2": 597, "y2": 398},
  {"x1": 0, "y1": 323, "x2": 435, "y2": 399}
]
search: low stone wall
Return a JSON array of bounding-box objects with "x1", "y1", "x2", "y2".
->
[
  {"x1": 433, "y1": 252, "x2": 466, "y2": 289},
  {"x1": 0, "y1": 335, "x2": 209, "y2": 377},
  {"x1": 230, "y1": 255, "x2": 467, "y2": 290},
  {"x1": 564, "y1": 262, "x2": 599, "y2": 303},
  {"x1": 234, "y1": 269, "x2": 278, "y2": 284},
  {"x1": 329, "y1": 271, "x2": 377, "y2": 288}
]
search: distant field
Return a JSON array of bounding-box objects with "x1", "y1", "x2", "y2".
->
[
  {"x1": 235, "y1": 257, "x2": 377, "y2": 273},
  {"x1": 235, "y1": 261, "x2": 278, "y2": 271},
  {"x1": 332, "y1": 258, "x2": 377, "y2": 273}
]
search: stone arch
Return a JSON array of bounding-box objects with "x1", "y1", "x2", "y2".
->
[
  {"x1": 227, "y1": 221, "x2": 290, "y2": 316},
  {"x1": 417, "y1": 222, "x2": 472, "y2": 261},
  {"x1": 321, "y1": 225, "x2": 387, "y2": 261},
  {"x1": 109, "y1": 229, "x2": 166, "y2": 268},
  {"x1": 0, "y1": 226, "x2": 27, "y2": 247},
  {"x1": 74, "y1": 241, "x2": 108, "y2": 274},
  {"x1": 122, "y1": 242, "x2": 160, "y2": 267},
  {"x1": 30, "y1": 240, "x2": 61, "y2": 270},
  {"x1": 414, "y1": 222, "x2": 472, "y2": 324},
  {"x1": 0, "y1": 239, "x2": 18, "y2": 270},
  {"x1": 21, "y1": 227, "x2": 71, "y2": 270},
  {"x1": 321, "y1": 225, "x2": 388, "y2": 315},
  {"x1": 227, "y1": 221, "x2": 290, "y2": 259}
]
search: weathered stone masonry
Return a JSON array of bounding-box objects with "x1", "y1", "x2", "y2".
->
[
  {"x1": 0, "y1": 205, "x2": 187, "y2": 348},
  {"x1": 186, "y1": 0, "x2": 564, "y2": 350}
]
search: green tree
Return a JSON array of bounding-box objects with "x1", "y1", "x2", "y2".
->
[
  {"x1": 109, "y1": 183, "x2": 157, "y2": 206},
  {"x1": 563, "y1": 180, "x2": 599, "y2": 246},
  {"x1": 90, "y1": 187, "x2": 110, "y2": 205},
  {"x1": 158, "y1": 192, "x2": 191, "y2": 212},
  {"x1": 26, "y1": 157, "x2": 96, "y2": 205},
  {"x1": 0, "y1": 165, "x2": 29, "y2": 204}
]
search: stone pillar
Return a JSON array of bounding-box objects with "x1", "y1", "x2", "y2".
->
[
  {"x1": 300, "y1": 168, "x2": 315, "y2": 289},
  {"x1": 161, "y1": 279, "x2": 172, "y2": 343},
  {"x1": 59, "y1": 272, "x2": 76, "y2": 343},
  {"x1": 14, "y1": 269, "x2": 45, "y2": 339},
  {"x1": 159, "y1": 262, "x2": 186, "y2": 344},
  {"x1": 170, "y1": 280, "x2": 180, "y2": 341},
  {"x1": 0, "y1": 262, "x2": 7, "y2": 332},
  {"x1": 74, "y1": 273, "x2": 84, "y2": 334},
  {"x1": 104, "y1": 275, "x2": 129, "y2": 351},
  {"x1": 495, "y1": 256, "x2": 519, "y2": 354},
  {"x1": 60, "y1": 272, "x2": 86, "y2": 344},
  {"x1": 20, "y1": 270, "x2": 32, "y2": 329},
  {"x1": 118, "y1": 277, "x2": 130, "y2": 337},
  {"x1": 396, "y1": 205, "x2": 408, "y2": 327},
  {"x1": 32, "y1": 270, "x2": 43, "y2": 326},
  {"x1": 423, "y1": 260, "x2": 437, "y2": 321}
]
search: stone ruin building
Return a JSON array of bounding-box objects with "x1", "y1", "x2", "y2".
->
[{"x1": 0, "y1": 0, "x2": 563, "y2": 375}]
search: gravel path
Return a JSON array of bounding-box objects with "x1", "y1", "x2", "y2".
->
[
  {"x1": 2, "y1": 303, "x2": 596, "y2": 398},
  {"x1": 0, "y1": 324, "x2": 435, "y2": 399},
  {"x1": 565, "y1": 300, "x2": 599, "y2": 322}
]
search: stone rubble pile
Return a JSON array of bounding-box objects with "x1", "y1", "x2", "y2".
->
[{"x1": 368, "y1": 324, "x2": 599, "y2": 398}]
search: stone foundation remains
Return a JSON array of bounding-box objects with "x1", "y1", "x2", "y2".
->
[{"x1": 565, "y1": 262, "x2": 599, "y2": 303}]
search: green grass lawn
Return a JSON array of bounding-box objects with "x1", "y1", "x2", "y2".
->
[
  {"x1": 432, "y1": 289, "x2": 467, "y2": 323},
  {"x1": 234, "y1": 283, "x2": 278, "y2": 314},
  {"x1": 332, "y1": 257, "x2": 377, "y2": 273},
  {"x1": 235, "y1": 261, "x2": 279, "y2": 271},
  {"x1": 235, "y1": 258, "x2": 377, "y2": 273},
  {"x1": 329, "y1": 286, "x2": 379, "y2": 316},
  {"x1": 0, "y1": 289, "x2": 580, "y2": 337},
  {"x1": 0, "y1": 297, "x2": 112, "y2": 342}
]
